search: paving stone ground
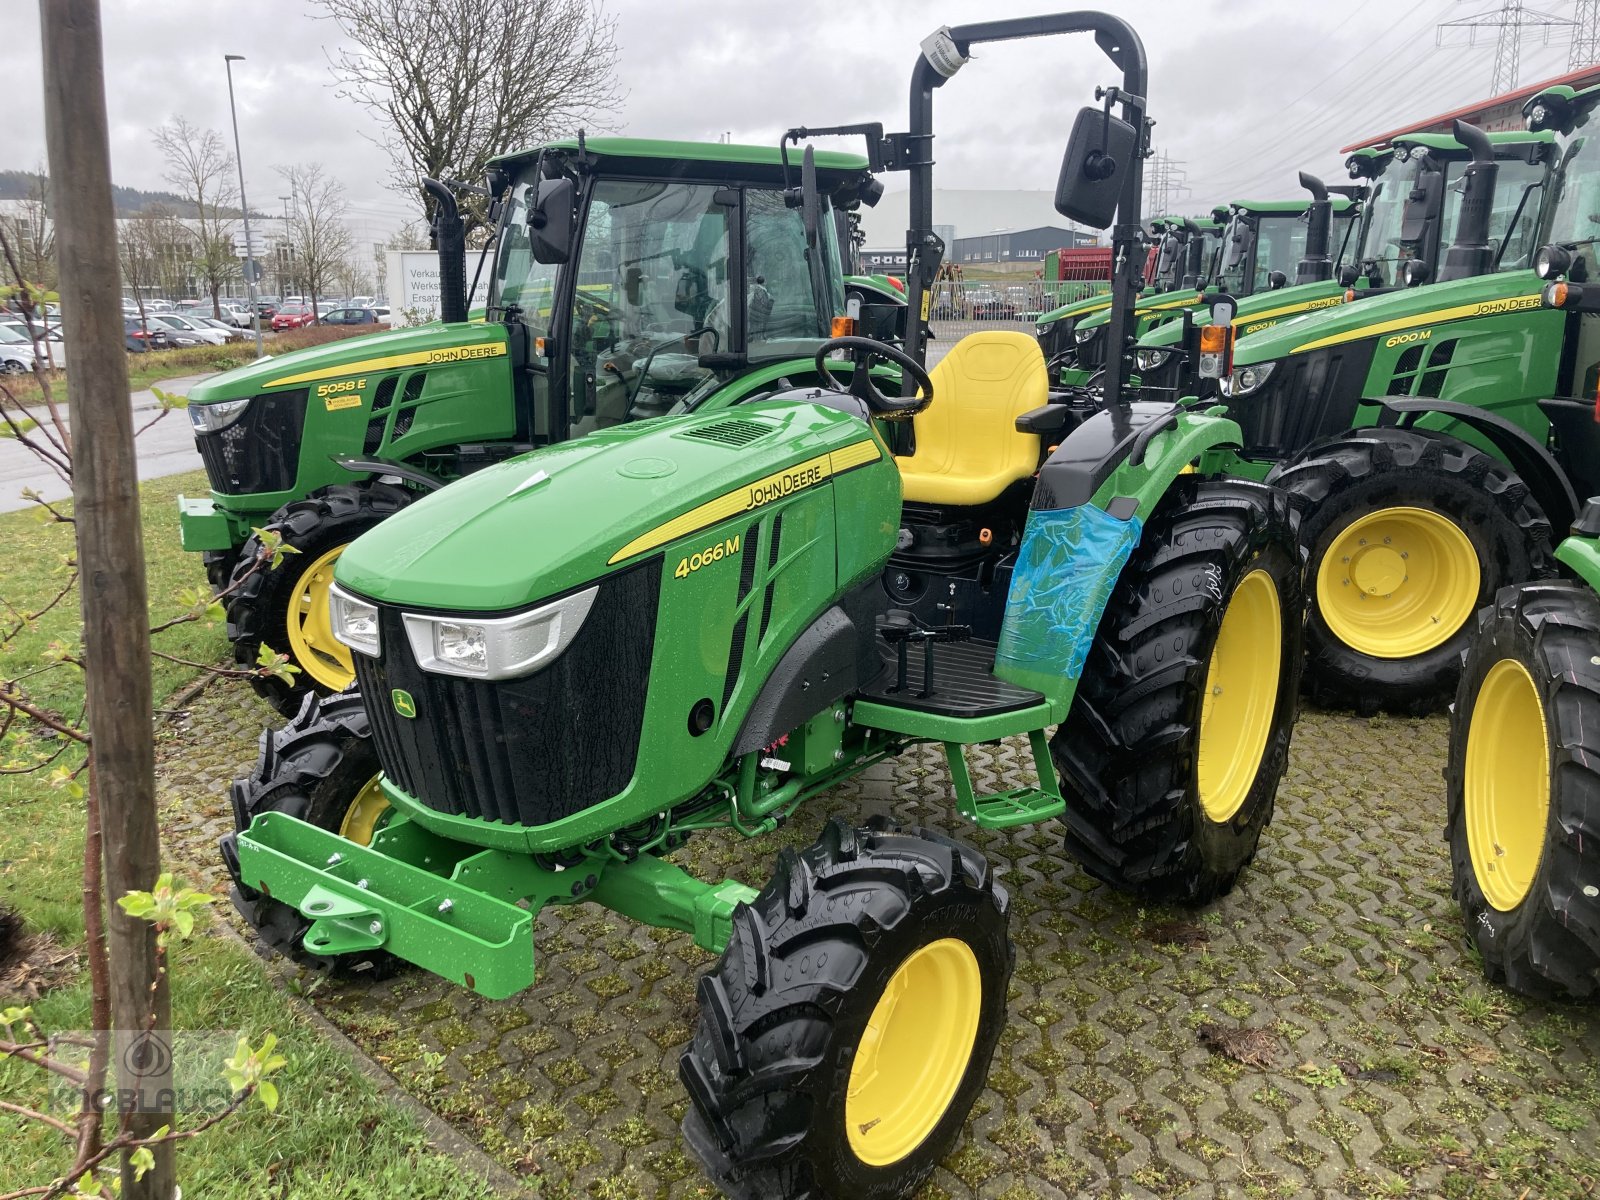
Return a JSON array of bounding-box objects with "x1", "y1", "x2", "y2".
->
[{"x1": 156, "y1": 687, "x2": 1600, "y2": 1200}]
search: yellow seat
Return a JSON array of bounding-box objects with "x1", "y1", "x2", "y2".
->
[{"x1": 896, "y1": 330, "x2": 1048, "y2": 507}]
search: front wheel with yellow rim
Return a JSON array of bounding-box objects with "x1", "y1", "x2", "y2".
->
[
  {"x1": 1446, "y1": 582, "x2": 1600, "y2": 1001},
  {"x1": 1055, "y1": 477, "x2": 1304, "y2": 903},
  {"x1": 1271, "y1": 427, "x2": 1554, "y2": 716},
  {"x1": 226, "y1": 482, "x2": 413, "y2": 716},
  {"x1": 681, "y1": 819, "x2": 1012, "y2": 1200},
  {"x1": 220, "y1": 688, "x2": 408, "y2": 980}
]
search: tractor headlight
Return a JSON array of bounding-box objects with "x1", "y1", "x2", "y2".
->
[
  {"x1": 1134, "y1": 348, "x2": 1171, "y2": 372},
  {"x1": 329, "y1": 585, "x2": 381, "y2": 658},
  {"x1": 1074, "y1": 325, "x2": 1103, "y2": 345},
  {"x1": 1219, "y1": 360, "x2": 1276, "y2": 398},
  {"x1": 402, "y1": 585, "x2": 598, "y2": 680},
  {"x1": 189, "y1": 397, "x2": 251, "y2": 433}
]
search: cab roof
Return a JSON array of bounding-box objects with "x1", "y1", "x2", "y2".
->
[
  {"x1": 1228, "y1": 196, "x2": 1358, "y2": 215},
  {"x1": 490, "y1": 137, "x2": 872, "y2": 184}
]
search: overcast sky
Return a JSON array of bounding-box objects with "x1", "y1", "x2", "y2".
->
[{"x1": 6, "y1": 0, "x2": 1592, "y2": 235}]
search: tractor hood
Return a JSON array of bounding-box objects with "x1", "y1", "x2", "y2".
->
[
  {"x1": 1229, "y1": 269, "x2": 1541, "y2": 366},
  {"x1": 1037, "y1": 291, "x2": 1114, "y2": 328},
  {"x1": 335, "y1": 401, "x2": 889, "y2": 612},
  {"x1": 1136, "y1": 279, "x2": 1352, "y2": 350},
  {"x1": 186, "y1": 322, "x2": 507, "y2": 405},
  {"x1": 1075, "y1": 285, "x2": 1204, "y2": 331}
]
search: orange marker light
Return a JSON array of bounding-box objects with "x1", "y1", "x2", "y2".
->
[
  {"x1": 1344, "y1": 288, "x2": 1357, "y2": 303},
  {"x1": 979, "y1": 527, "x2": 993, "y2": 546},
  {"x1": 534, "y1": 336, "x2": 547, "y2": 357},
  {"x1": 1198, "y1": 325, "x2": 1228, "y2": 353},
  {"x1": 1551, "y1": 282, "x2": 1570, "y2": 309},
  {"x1": 831, "y1": 316, "x2": 856, "y2": 337}
]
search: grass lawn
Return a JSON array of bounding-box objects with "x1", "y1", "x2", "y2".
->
[{"x1": 0, "y1": 470, "x2": 494, "y2": 1198}]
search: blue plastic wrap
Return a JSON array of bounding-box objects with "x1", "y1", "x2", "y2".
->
[{"x1": 996, "y1": 504, "x2": 1143, "y2": 685}]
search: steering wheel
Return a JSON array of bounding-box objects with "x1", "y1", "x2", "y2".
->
[{"x1": 813, "y1": 335, "x2": 933, "y2": 419}]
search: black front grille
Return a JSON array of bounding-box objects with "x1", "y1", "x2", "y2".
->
[
  {"x1": 1228, "y1": 341, "x2": 1376, "y2": 459},
  {"x1": 195, "y1": 389, "x2": 307, "y2": 495},
  {"x1": 1077, "y1": 334, "x2": 1107, "y2": 371},
  {"x1": 355, "y1": 559, "x2": 662, "y2": 828}
]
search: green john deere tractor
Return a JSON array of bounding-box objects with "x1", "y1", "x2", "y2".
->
[
  {"x1": 1446, "y1": 515, "x2": 1600, "y2": 1002},
  {"x1": 1044, "y1": 186, "x2": 1361, "y2": 388},
  {"x1": 219, "y1": 14, "x2": 1306, "y2": 1198},
  {"x1": 180, "y1": 139, "x2": 903, "y2": 714},
  {"x1": 1133, "y1": 125, "x2": 1556, "y2": 395},
  {"x1": 1184, "y1": 96, "x2": 1598, "y2": 714}
]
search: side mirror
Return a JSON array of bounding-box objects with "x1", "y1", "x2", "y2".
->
[
  {"x1": 529, "y1": 177, "x2": 574, "y2": 265},
  {"x1": 1055, "y1": 105, "x2": 1139, "y2": 229},
  {"x1": 1267, "y1": 270, "x2": 1287, "y2": 290}
]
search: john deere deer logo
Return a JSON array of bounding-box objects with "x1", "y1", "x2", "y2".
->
[{"x1": 391, "y1": 689, "x2": 417, "y2": 719}]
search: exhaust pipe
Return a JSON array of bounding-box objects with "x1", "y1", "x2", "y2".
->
[
  {"x1": 1294, "y1": 171, "x2": 1333, "y2": 285},
  {"x1": 423, "y1": 177, "x2": 467, "y2": 324},
  {"x1": 1438, "y1": 120, "x2": 1498, "y2": 282}
]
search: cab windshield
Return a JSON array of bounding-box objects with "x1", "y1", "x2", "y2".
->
[
  {"x1": 1543, "y1": 130, "x2": 1600, "y2": 251},
  {"x1": 1217, "y1": 212, "x2": 1321, "y2": 293},
  {"x1": 1358, "y1": 150, "x2": 1433, "y2": 285}
]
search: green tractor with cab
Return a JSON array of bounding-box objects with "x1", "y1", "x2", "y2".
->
[
  {"x1": 1447, "y1": 518, "x2": 1600, "y2": 1002},
  {"x1": 1045, "y1": 184, "x2": 1362, "y2": 388},
  {"x1": 1133, "y1": 123, "x2": 1555, "y2": 396},
  {"x1": 181, "y1": 138, "x2": 903, "y2": 714},
  {"x1": 219, "y1": 14, "x2": 1307, "y2": 1198},
  {"x1": 1181, "y1": 92, "x2": 1600, "y2": 715}
]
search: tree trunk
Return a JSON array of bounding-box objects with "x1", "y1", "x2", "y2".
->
[{"x1": 39, "y1": 3, "x2": 174, "y2": 1197}]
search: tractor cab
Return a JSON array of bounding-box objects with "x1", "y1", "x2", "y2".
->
[
  {"x1": 489, "y1": 139, "x2": 888, "y2": 440},
  {"x1": 1214, "y1": 195, "x2": 1360, "y2": 296}
]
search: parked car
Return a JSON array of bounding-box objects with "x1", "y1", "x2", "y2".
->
[
  {"x1": 216, "y1": 304, "x2": 256, "y2": 329},
  {"x1": 0, "y1": 325, "x2": 36, "y2": 373},
  {"x1": 124, "y1": 317, "x2": 174, "y2": 353},
  {"x1": 254, "y1": 300, "x2": 278, "y2": 321},
  {"x1": 319, "y1": 306, "x2": 383, "y2": 326},
  {"x1": 271, "y1": 303, "x2": 317, "y2": 331},
  {"x1": 151, "y1": 314, "x2": 232, "y2": 347},
  {"x1": 347, "y1": 294, "x2": 376, "y2": 308},
  {"x1": 196, "y1": 317, "x2": 246, "y2": 343},
  {"x1": 31, "y1": 326, "x2": 67, "y2": 367}
]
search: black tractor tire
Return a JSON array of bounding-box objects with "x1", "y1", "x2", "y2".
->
[
  {"x1": 222, "y1": 687, "x2": 405, "y2": 980},
  {"x1": 680, "y1": 818, "x2": 1012, "y2": 1200},
  {"x1": 1053, "y1": 477, "x2": 1304, "y2": 904},
  {"x1": 226, "y1": 482, "x2": 412, "y2": 715},
  {"x1": 202, "y1": 548, "x2": 239, "y2": 595},
  {"x1": 1446, "y1": 583, "x2": 1600, "y2": 1001},
  {"x1": 1269, "y1": 426, "x2": 1554, "y2": 715}
]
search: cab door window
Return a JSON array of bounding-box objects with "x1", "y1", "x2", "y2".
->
[{"x1": 568, "y1": 180, "x2": 730, "y2": 436}]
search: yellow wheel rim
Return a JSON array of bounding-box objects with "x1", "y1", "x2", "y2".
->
[
  {"x1": 284, "y1": 544, "x2": 356, "y2": 692},
  {"x1": 337, "y1": 775, "x2": 391, "y2": 847},
  {"x1": 1464, "y1": 659, "x2": 1550, "y2": 911},
  {"x1": 1198, "y1": 569, "x2": 1282, "y2": 824},
  {"x1": 1316, "y1": 507, "x2": 1480, "y2": 659},
  {"x1": 845, "y1": 937, "x2": 981, "y2": 1167}
]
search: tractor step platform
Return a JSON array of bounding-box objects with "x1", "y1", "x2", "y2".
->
[
  {"x1": 859, "y1": 637, "x2": 1043, "y2": 719},
  {"x1": 235, "y1": 811, "x2": 535, "y2": 999},
  {"x1": 941, "y1": 727, "x2": 1066, "y2": 830}
]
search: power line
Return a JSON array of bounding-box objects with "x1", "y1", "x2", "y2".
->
[{"x1": 1438, "y1": 1, "x2": 1576, "y2": 92}]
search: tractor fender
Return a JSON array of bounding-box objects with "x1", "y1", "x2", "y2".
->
[
  {"x1": 732, "y1": 581, "x2": 885, "y2": 757},
  {"x1": 1033, "y1": 402, "x2": 1244, "y2": 521},
  {"x1": 1376, "y1": 397, "x2": 1577, "y2": 533}
]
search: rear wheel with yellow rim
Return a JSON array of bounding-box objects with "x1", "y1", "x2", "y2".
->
[
  {"x1": 226, "y1": 482, "x2": 413, "y2": 716},
  {"x1": 1055, "y1": 477, "x2": 1304, "y2": 903},
  {"x1": 1446, "y1": 582, "x2": 1600, "y2": 1001},
  {"x1": 681, "y1": 819, "x2": 1012, "y2": 1199},
  {"x1": 1272, "y1": 427, "x2": 1554, "y2": 715},
  {"x1": 220, "y1": 688, "x2": 407, "y2": 979}
]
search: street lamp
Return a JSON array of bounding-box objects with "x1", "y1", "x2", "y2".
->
[{"x1": 224, "y1": 54, "x2": 264, "y2": 357}]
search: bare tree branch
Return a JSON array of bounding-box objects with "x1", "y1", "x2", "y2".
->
[
  {"x1": 317, "y1": 0, "x2": 624, "y2": 228},
  {"x1": 151, "y1": 119, "x2": 240, "y2": 318},
  {"x1": 275, "y1": 163, "x2": 354, "y2": 316}
]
